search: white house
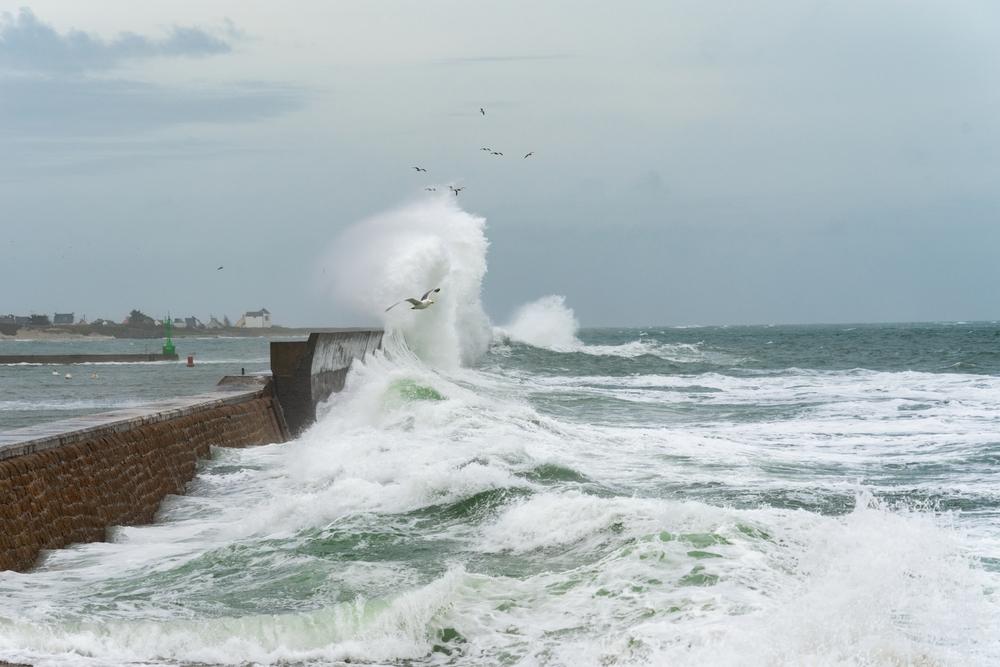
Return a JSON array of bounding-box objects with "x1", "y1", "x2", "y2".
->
[{"x1": 236, "y1": 308, "x2": 272, "y2": 328}]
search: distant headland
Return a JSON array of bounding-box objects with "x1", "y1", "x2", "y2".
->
[{"x1": 0, "y1": 309, "x2": 326, "y2": 340}]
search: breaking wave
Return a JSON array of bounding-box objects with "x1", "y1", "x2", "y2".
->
[
  {"x1": 323, "y1": 195, "x2": 492, "y2": 369},
  {"x1": 3, "y1": 200, "x2": 999, "y2": 665},
  {"x1": 495, "y1": 295, "x2": 728, "y2": 362}
]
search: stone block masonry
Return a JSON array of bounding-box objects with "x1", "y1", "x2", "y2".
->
[
  {"x1": 0, "y1": 380, "x2": 288, "y2": 572},
  {"x1": 0, "y1": 329, "x2": 382, "y2": 574}
]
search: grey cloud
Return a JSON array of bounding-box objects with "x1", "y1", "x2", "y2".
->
[
  {"x1": 0, "y1": 76, "x2": 302, "y2": 137},
  {"x1": 0, "y1": 7, "x2": 230, "y2": 73}
]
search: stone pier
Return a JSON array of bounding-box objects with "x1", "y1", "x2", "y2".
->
[
  {"x1": 0, "y1": 329, "x2": 383, "y2": 573},
  {"x1": 0, "y1": 377, "x2": 288, "y2": 572}
]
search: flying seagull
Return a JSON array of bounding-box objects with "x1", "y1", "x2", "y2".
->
[
  {"x1": 413, "y1": 166, "x2": 428, "y2": 172},
  {"x1": 217, "y1": 266, "x2": 224, "y2": 270},
  {"x1": 480, "y1": 147, "x2": 492, "y2": 151},
  {"x1": 385, "y1": 287, "x2": 441, "y2": 312},
  {"x1": 523, "y1": 152, "x2": 534, "y2": 159},
  {"x1": 480, "y1": 107, "x2": 486, "y2": 116},
  {"x1": 424, "y1": 187, "x2": 437, "y2": 191},
  {"x1": 449, "y1": 185, "x2": 465, "y2": 196},
  {"x1": 492, "y1": 151, "x2": 503, "y2": 156}
]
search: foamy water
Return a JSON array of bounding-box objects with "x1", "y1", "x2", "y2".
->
[{"x1": 1, "y1": 197, "x2": 999, "y2": 665}]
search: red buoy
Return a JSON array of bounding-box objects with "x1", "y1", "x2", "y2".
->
[{"x1": 186, "y1": 355, "x2": 194, "y2": 367}]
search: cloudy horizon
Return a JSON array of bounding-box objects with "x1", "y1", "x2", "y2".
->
[{"x1": 2, "y1": 1, "x2": 998, "y2": 327}]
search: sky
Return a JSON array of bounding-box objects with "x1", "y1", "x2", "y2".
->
[{"x1": 1, "y1": 0, "x2": 998, "y2": 327}]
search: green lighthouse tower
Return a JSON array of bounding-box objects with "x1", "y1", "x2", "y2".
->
[{"x1": 162, "y1": 315, "x2": 176, "y2": 356}]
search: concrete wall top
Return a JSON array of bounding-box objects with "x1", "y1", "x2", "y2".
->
[
  {"x1": 0, "y1": 380, "x2": 272, "y2": 462},
  {"x1": 309, "y1": 330, "x2": 383, "y2": 377},
  {"x1": 270, "y1": 329, "x2": 383, "y2": 435}
]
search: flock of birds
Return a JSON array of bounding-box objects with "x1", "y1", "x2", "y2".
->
[
  {"x1": 412, "y1": 107, "x2": 533, "y2": 197},
  {"x1": 387, "y1": 106, "x2": 532, "y2": 311}
]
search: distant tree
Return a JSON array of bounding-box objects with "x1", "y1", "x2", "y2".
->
[
  {"x1": 128, "y1": 309, "x2": 156, "y2": 327},
  {"x1": 223, "y1": 315, "x2": 232, "y2": 327}
]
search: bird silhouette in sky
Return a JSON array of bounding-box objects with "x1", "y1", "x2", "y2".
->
[
  {"x1": 413, "y1": 166, "x2": 428, "y2": 172},
  {"x1": 449, "y1": 186, "x2": 464, "y2": 196},
  {"x1": 480, "y1": 107, "x2": 486, "y2": 116},
  {"x1": 217, "y1": 266, "x2": 224, "y2": 270},
  {"x1": 385, "y1": 287, "x2": 441, "y2": 312},
  {"x1": 523, "y1": 152, "x2": 534, "y2": 159}
]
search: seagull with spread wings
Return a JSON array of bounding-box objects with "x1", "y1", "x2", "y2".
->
[{"x1": 385, "y1": 288, "x2": 441, "y2": 312}]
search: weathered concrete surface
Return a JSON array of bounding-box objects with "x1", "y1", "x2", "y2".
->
[
  {"x1": 270, "y1": 339, "x2": 312, "y2": 436},
  {"x1": 310, "y1": 329, "x2": 383, "y2": 405},
  {"x1": 0, "y1": 378, "x2": 287, "y2": 572},
  {"x1": 0, "y1": 353, "x2": 179, "y2": 364},
  {"x1": 271, "y1": 329, "x2": 383, "y2": 435}
]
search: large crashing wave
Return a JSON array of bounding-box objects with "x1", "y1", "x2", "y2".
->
[
  {"x1": 497, "y1": 295, "x2": 583, "y2": 351},
  {"x1": 323, "y1": 195, "x2": 683, "y2": 366},
  {"x1": 497, "y1": 295, "x2": 709, "y2": 361},
  {"x1": 324, "y1": 195, "x2": 492, "y2": 369}
]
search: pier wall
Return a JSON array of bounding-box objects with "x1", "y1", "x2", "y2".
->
[
  {"x1": 271, "y1": 329, "x2": 383, "y2": 435},
  {"x1": 0, "y1": 329, "x2": 383, "y2": 572},
  {"x1": 0, "y1": 353, "x2": 179, "y2": 364},
  {"x1": 0, "y1": 379, "x2": 287, "y2": 572}
]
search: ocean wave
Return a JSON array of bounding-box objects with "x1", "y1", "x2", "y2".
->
[
  {"x1": 322, "y1": 195, "x2": 492, "y2": 369},
  {"x1": 493, "y1": 296, "x2": 738, "y2": 362},
  {"x1": 3, "y1": 200, "x2": 1000, "y2": 665}
]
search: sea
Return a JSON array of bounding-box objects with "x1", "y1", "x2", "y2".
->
[{"x1": 1, "y1": 198, "x2": 999, "y2": 666}]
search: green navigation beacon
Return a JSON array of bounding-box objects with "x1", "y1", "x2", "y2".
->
[{"x1": 162, "y1": 315, "x2": 176, "y2": 356}]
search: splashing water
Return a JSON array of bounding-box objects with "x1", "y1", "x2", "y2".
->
[
  {"x1": 2, "y1": 197, "x2": 1000, "y2": 666},
  {"x1": 496, "y1": 295, "x2": 724, "y2": 362},
  {"x1": 499, "y1": 295, "x2": 583, "y2": 350},
  {"x1": 324, "y1": 195, "x2": 492, "y2": 369},
  {"x1": 324, "y1": 197, "x2": 679, "y2": 365}
]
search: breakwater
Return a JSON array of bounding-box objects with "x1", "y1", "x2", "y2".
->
[
  {"x1": 271, "y1": 329, "x2": 384, "y2": 435},
  {"x1": 0, "y1": 353, "x2": 179, "y2": 364},
  {"x1": 0, "y1": 329, "x2": 382, "y2": 573},
  {"x1": 0, "y1": 377, "x2": 287, "y2": 572}
]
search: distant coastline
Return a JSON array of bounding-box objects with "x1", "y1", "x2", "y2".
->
[{"x1": 0, "y1": 325, "x2": 324, "y2": 341}]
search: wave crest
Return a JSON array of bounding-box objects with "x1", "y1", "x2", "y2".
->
[
  {"x1": 323, "y1": 196, "x2": 492, "y2": 369},
  {"x1": 497, "y1": 295, "x2": 582, "y2": 351}
]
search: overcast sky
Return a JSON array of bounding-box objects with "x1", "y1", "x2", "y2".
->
[{"x1": 2, "y1": 1, "x2": 998, "y2": 326}]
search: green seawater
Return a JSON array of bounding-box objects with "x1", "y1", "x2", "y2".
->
[{"x1": 1, "y1": 323, "x2": 999, "y2": 665}]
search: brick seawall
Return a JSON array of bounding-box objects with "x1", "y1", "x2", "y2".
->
[{"x1": 0, "y1": 380, "x2": 288, "y2": 572}]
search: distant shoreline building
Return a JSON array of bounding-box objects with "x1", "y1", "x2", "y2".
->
[
  {"x1": 171, "y1": 316, "x2": 205, "y2": 330},
  {"x1": 53, "y1": 313, "x2": 74, "y2": 325},
  {"x1": 236, "y1": 308, "x2": 272, "y2": 329}
]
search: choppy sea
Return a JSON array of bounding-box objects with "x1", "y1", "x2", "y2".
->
[{"x1": 2, "y1": 321, "x2": 1000, "y2": 666}]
